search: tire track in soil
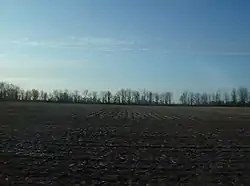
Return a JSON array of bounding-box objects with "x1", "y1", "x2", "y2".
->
[
  {"x1": 134, "y1": 111, "x2": 153, "y2": 121},
  {"x1": 147, "y1": 112, "x2": 163, "y2": 120},
  {"x1": 110, "y1": 110, "x2": 120, "y2": 120},
  {"x1": 131, "y1": 111, "x2": 141, "y2": 121},
  {"x1": 150, "y1": 108, "x2": 206, "y2": 134},
  {"x1": 86, "y1": 109, "x2": 105, "y2": 120},
  {"x1": 114, "y1": 109, "x2": 128, "y2": 120},
  {"x1": 147, "y1": 108, "x2": 182, "y2": 122}
]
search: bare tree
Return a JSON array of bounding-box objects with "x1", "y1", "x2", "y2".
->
[
  {"x1": 248, "y1": 91, "x2": 250, "y2": 104},
  {"x1": 231, "y1": 88, "x2": 237, "y2": 104},
  {"x1": 19, "y1": 89, "x2": 25, "y2": 101},
  {"x1": 31, "y1": 89, "x2": 39, "y2": 101},
  {"x1": 82, "y1": 90, "x2": 88, "y2": 103},
  {"x1": 132, "y1": 90, "x2": 139, "y2": 104},
  {"x1": 215, "y1": 90, "x2": 221, "y2": 105},
  {"x1": 140, "y1": 89, "x2": 147, "y2": 104},
  {"x1": 201, "y1": 92, "x2": 208, "y2": 105},
  {"x1": 148, "y1": 91, "x2": 153, "y2": 104},
  {"x1": 40, "y1": 90, "x2": 44, "y2": 101},
  {"x1": 120, "y1": 89, "x2": 126, "y2": 104},
  {"x1": 25, "y1": 90, "x2": 32, "y2": 101},
  {"x1": 194, "y1": 93, "x2": 201, "y2": 105},
  {"x1": 91, "y1": 91, "x2": 98, "y2": 103},
  {"x1": 0, "y1": 82, "x2": 4, "y2": 100},
  {"x1": 47, "y1": 92, "x2": 54, "y2": 101},
  {"x1": 238, "y1": 87, "x2": 248, "y2": 105},
  {"x1": 223, "y1": 91, "x2": 230, "y2": 104},
  {"x1": 112, "y1": 91, "x2": 121, "y2": 104},
  {"x1": 43, "y1": 92, "x2": 48, "y2": 101},
  {"x1": 153, "y1": 92, "x2": 159, "y2": 104},
  {"x1": 167, "y1": 92, "x2": 173, "y2": 104},
  {"x1": 2, "y1": 80, "x2": 250, "y2": 107},
  {"x1": 72, "y1": 90, "x2": 80, "y2": 103},
  {"x1": 125, "y1": 89, "x2": 132, "y2": 104},
  {"x1": 62, "y1": 90, "x2": 70, "y2": 102},
  {"x1": 187, "y1": 92, "x2": 194, "y2": 105},
  {"x1": 180, "y1": 91, "x2": 188, "y2": 105},
  {"x1": 100, "y1": 91, "x2": 106, "y2": 103},
  {"x1": 106, "y1": 91, "x2": 112, "y2": 104}
]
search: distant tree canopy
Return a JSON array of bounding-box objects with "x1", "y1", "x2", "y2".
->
[{"x1": 0, "y1": 81, "x2": 250, "y2": 106}]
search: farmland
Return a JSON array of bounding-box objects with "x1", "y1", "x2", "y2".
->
[{"x1": 1, "y1": 102, "x2": 250, "y2": 185}]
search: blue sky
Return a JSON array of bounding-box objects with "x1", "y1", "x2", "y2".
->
[{"x1": 1, "y1": 0, "x2": 250, "y2": 99}]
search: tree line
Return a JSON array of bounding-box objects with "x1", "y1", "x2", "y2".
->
[{"x1": 1, "y1": 81, "x2": 250, "y2": 106}]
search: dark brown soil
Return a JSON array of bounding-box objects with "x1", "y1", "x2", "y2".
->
[{"x1": 1, "y1": 102, "x2": 250, "y2": 185}]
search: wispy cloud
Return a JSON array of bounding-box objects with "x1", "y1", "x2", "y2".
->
[
  {"x1": 96, "y1": 48, "x2": 116, "y2": 52},
  {"x1": 139, "y1": 48, "x2": 149, "y2": 51},
  {"x1": 6, "y1": 37, "x2": 250, "y2": 56},
  {"x1": 6, "y1": 36, "x2": 250, "y2": 56},
  {"x1": 119, "y1": 48, "x2": 134, "y2": 51},
  {"x1": 190, "y1": 51, "x2": 250, "y2": 56},
  {"x1": 9, "y1": 37, "x2": 136, "y2": 50},
  {"x1": 7, "y1": 37, "x2": 155, "y2": 53},
  {"x1": 163, "y1": 50, "x2": 169, "y2": 54},
  {"x1": 220, "y1": 52, "x2": 250, "y2": 56},
  {"x1": 11, "y1": 39, "x2": 81, "y2": 48},
  {"x1": 1, "y1": 57, "x2": 90, "y2": 70}
]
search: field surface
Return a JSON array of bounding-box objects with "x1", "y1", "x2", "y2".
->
[{"x1": 1, "y1": 102, "x2": 250, "y2": 185}]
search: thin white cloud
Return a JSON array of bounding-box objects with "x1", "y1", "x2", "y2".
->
[
  {"x1": 220, "y1": 52, "x2": 250, "y2": 56},
  {"x1": 79, "y1": 37, "x2": 117, "y2": 46},
  {"x1": 10, "y1": 40, "x2": 20, "y2": 44},
  {"x1": 139, "y1": 48, "x2": 149, "y2": 51},
  {"x1": 191, "y1": 51, "x2": 250, "y2": 56},
  {"x1": 120, "y1": 48, "x2": 134, "y2": 51},
  {"x1": 0, "y1": 57, "x2": 90, "y2": 71},
  {"x1": 117, "y1": 40, "x2": 135, "y2": 45},
  {"x1": 97, "y1": 48, "x2": 116, "y2": 52},
  {"x1": 68, "y1": 36, "x2": 76, "y2": 40},
  {"x1": 163, "y1": 50, "x2": 169, "y2": 54},
  {"x1": 10, "y1": 39, "x2": 83, "y2": 48},
  {"x1": 8, "y1": 37, "x2": 144, "y2": 52}
]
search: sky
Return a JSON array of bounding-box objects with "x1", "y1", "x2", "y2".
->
[{"x1": 1, "y1": 0, "x2": 250, "y2": 99}]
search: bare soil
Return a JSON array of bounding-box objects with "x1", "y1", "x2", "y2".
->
[{"x1": 1, "y1": 102, "x2": 250, "y2": 185}]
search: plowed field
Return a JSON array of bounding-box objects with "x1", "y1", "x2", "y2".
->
[{"x1": 1, "y1": 102, "x2": 250, "y2": 185}]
